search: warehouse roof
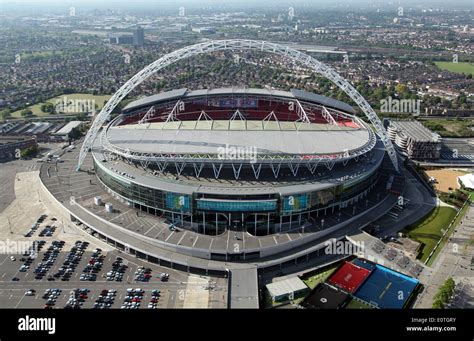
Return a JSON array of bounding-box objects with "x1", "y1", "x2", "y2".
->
[{"x1": 54, "y1": 121, "x2": 83, "y2": 136}]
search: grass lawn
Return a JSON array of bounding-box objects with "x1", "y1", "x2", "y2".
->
[
  {"x1": 345, "y1": 299, "x2": 374, "y2": 309},
  {"x1": 403, "y1": 206, "x2": 458, "y2": 263},
  {"x1": 9, "y1": 93, "x2": 111, "y2": 119},
  {"x1": 421, "y1": 119, "x2": 474, "y2": 138},
  {"x1": 301, "y1": 263, "x2": 339, "y2": 290},
  {"x1": 20, "y1": 51, "x2": 64, "y2": 60},
  {"x1": 426, "y1": 200, "x2": 471, "y2": 266},
  {"x1": 434, "y1": 61, "x2": 474, "y2": 76},
  {"x1": 263, "y1": 263, "x2": 341, "y2": 308}
]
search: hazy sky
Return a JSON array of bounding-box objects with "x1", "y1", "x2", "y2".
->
[
  {"x1": 1, "y1": 0, "x2": 472, "y2": 6},
  {"x1": 0, "y1": 0, "x2": 472, "y2": 14}
]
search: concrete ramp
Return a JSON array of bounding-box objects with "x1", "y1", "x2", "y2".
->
[{"x1": 229, "y1": 267, "x2": 259, "y2": 309}]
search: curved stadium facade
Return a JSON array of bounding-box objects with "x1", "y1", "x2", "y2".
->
[{"x1": 92, "y1": 87, "x2": 388, "y2": 238}]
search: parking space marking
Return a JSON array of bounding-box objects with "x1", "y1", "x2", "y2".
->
[
  {"x1": 0, "y1": 255, "x2": 10, "y2": 267},
  {"x1": 165, "y1": 231, "x2": 175, "y2": 242},
  {"x1": 14, "y1": 293, "x2": 26, "y2": 308}
]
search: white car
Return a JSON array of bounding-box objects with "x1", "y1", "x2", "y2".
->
[{"x1": 10, "y1": 256, "x2": 16, "y2": 261}]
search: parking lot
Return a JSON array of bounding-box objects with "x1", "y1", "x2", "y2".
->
[
  {"x1": 0, "y1": 158, "x2": 228, "y2": 308},
  {"x1": 0, "y1": 244, "x2": 227, "y2": 309}
]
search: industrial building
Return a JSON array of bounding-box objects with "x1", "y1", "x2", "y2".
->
[
  {"x1": 53, "y1": 121, "x2": 84, "y2": 140},
  {"x1": 108, "y1": 27, "x2": 145, "y2": 46},
  {"x1": 0, "y1": 135, "x2": 37, "y2": 161},
  {"x1": 266, "y1": 277, "x2": 309, "y2": 303}
]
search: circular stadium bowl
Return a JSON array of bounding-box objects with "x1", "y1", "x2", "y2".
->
[{"x1": 92, "y1": 87, "x2": 385, "y2": 237}]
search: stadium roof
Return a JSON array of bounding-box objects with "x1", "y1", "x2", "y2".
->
[
  {"x1": 123, "y1": 88, "x2": 187, "y2": 112},
  {"x1": 389, "y1": 120, "x2": 440, "y2": 143},
  {"x1": 108, "y1": 122, "x2": 369, "y2": 155},
  {"x1": 123, "y1": 87, "x2": 356, "y2": 114},
  {"x1": 266, "y1": 277, "x2": 308, "y2": 299},
  {"x1": 290, "y1": 89, "x2": 355, "y2": 114},
  {"x1": 91, "y1": 141, "x2": 386, "y2": 196}
]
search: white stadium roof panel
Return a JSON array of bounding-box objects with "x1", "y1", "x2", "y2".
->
[{"x1": 108, "y1": 122, "x2": 369, "y2": 155}]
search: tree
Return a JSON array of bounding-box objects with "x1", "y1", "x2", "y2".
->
[
  {"x1": 395, "y1": 83, "x2": 408, "y2": 95},
  {"x1": 432, "y1": 277, "x2": 456, "y2": 309},
  {"x1": 20, "y1": 146, "x2": 38, "y2": 158},
  {"x1": 0, "y1": 109, "x2": 11, "y2": 120},
  {"x1": 432, "y1": 299, "x2": 444, "y2": 309},
  {"x1": 21, "y1": 109, "x2": 33, "y2": 117},
  {"x1": 68, "y1": 126, "x2": 82, "y2": 140}
]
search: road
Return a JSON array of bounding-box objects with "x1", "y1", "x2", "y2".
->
[{"x1": 415, "y1": 201, "x2": 474, "y2": 308}]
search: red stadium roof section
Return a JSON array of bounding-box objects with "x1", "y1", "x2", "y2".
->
[{"x1": 327, "y1": 261, "x2": 372, "y2": 293}]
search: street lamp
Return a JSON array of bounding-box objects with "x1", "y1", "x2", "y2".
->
[{"x1": 7, "y1": 217, "x2": 12, "y2": 234}]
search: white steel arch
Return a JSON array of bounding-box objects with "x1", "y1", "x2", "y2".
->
[{"x1": 77, "y1": 39, "x2": 398, "y2": 171}]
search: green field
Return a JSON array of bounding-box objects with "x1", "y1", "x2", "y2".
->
[
  {"x1": 301, "y1": 264, "x2": 339, "y2": 290},
  {"x1": 10, "y1": 93, "x2": 111, "y2": 119},
  {"x1": 20, "y1": 51, "x2": 64, "y2": 60},
  {"x1": 345, "y1": 299, "x2": 374, "y2": 309},
  {"x1": 428, "y1": 192, "x2": 473, "y2": 265},
  {"x1": 403, "y1": 206, "x2": 458, "y2": 263},
  {"x1": 421, "y1": 119, "x2": 474, "y2": 138},
  {"x1": 434, "y1": 62, "x2": 474, "y2": 76}
]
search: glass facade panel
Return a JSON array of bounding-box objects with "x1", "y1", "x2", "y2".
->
[
  {"x1": 196, "y1": 199, "x2": 276, "y2": 212},
  {"x1": 165, "y1": 193, "x2": 191, "y2": 212},
  {"x1": 95, "y1": 158, "x2": 380, "y2": 225},
  {"x1": 95, "y1": 160, "x2": 187, "y2": 213},
  {"x1": 282, "y1": 194, "x2": 309, "y2": 213}
]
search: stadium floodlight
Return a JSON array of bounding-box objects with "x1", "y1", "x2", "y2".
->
[{"x1": 77, "y1": 39, "x2": 398, "y2": 172}]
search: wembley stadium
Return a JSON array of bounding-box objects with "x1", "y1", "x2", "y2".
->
[
  {"x1": 40, "y1": 40, "x2": 403, "y2": 270},
  {"x1": 93, "y1": 87, "x2": 385, "y2": 237}
]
